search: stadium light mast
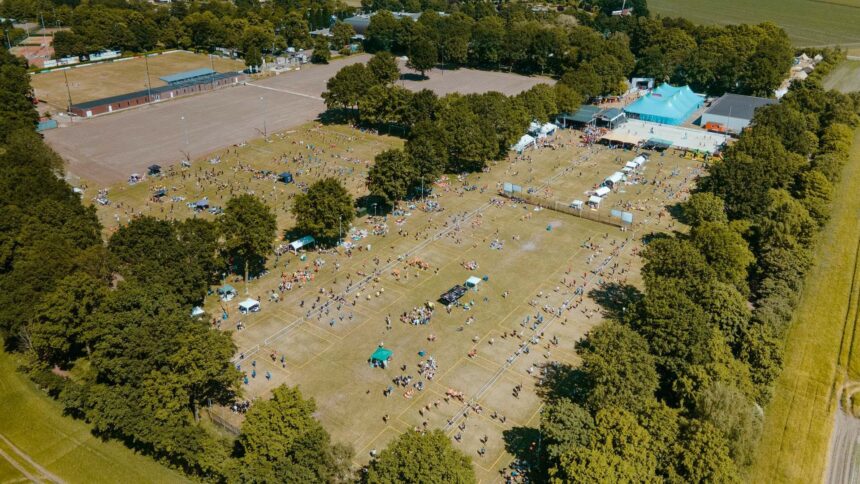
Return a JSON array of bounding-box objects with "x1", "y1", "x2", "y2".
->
[
  {"x1": 63, "y1": 69, "x2": 73, "y2": 114},
  {"x1": 143, "y1": 53, "x2": 153, "y2": 103},
  {"x1": 260, "y1": 96, "x2": 267, "y2": 139}
]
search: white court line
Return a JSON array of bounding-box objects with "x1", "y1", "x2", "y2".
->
[{"x1": 245, "y1": 82, "x2": 324, "y2": 101}]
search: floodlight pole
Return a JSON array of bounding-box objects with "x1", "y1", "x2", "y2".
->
[
  {"x1": 144, "y1": 53, "x2": 153, "y2": 103},
  {"x1": 181, "y1": 115, "x2": 189, "y2": 148},
  {"x1": 63, "y1": 69, "x2": 73, "y2": 114},
  {"x1": 260, "y1": 96, "x2": 267, "y2": 138}
]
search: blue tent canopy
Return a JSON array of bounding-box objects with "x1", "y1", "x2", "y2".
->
[
  {"x1": 279, "y1": 172, "x2": 293, "y2": 183},
  {"x1": 623, "y1": 84, "x2": 703, "y2": 125},
  {"x1": 195, "y1": 198, "x2": 209, "y2": 208}
]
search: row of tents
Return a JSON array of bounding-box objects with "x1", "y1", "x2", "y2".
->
[{"x1": 571, "y1": 153, "x2": 649, "y2": 209}]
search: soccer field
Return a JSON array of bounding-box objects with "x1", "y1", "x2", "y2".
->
[
  {"x1": 85, "y1": 121, "x2": 702, "y2": 481},
  {"x1": 649, "y1": 0, "x2": 860, "y2": 47},
  {"x1": 30, "y1": 51, "x2": 244, "y2": 109}
]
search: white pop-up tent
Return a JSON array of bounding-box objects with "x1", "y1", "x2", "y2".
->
[
  {"x1": 595, "y1": 186, "x2": 611, "y2": 197},
  {"x1": 604, "y1": 172, "x2": 625, "y2": 188},
  {"x1": 570, "y1": 200, "x2": 584, "y2": 210},
  {"x1": 512, "y1": 135, "x2": 536, "y2": 153},
  {"x1": 238, "y1": 298, "x2": 261, "y2": 314},
  {"x1": 191, "y1": 306, "x2": 205, "y2": 318},
  {"x1": 588, "y1": 195, "x2": 603, "y2": 207},
  {"x1": 540, "y1": 123, "x2": 558, "y2": 136},
  {"x1": 465, "y1": 276, "x2": 482, "y2": 288}
]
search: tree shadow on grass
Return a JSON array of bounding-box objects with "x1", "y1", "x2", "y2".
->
[
  {"x1": 588, "y1": 282, "x2": 642, "y2": 322},
  {"x1": 536, "y1": 362, "x2": 589, "y2": 404},
  {"x1": 502, "y1": 426, "x2": 543, "y2": 482}
]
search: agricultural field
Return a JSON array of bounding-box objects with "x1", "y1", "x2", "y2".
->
[
  {"x1": 648, "y1": 0, "x2": 860, "y2": 47},
  {"x1": 824, "y1": 60, "x2": 860, "y2": 93},
  {"x1": 0, "y1": 350, "x2": 187, "y2": 483},
  {"x1": 751, "y1": 128, "x2": 860, "y2": 482},
  {"x1": 30, "y1": 51, "x2": 244, "y2": 109},
  {"x1": 84, "y1": 121, "x2": 702, "y2": 481}
]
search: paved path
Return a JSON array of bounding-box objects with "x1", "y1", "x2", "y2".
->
[{"x1": 827, "y1": 392, "x2": 860, "y2": 484}]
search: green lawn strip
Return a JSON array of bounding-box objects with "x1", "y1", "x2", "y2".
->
[
  {"x1": 0, "y1": 453, "x2": 29, "y2": 482},
  {"x1": 751, "y1": 129, "x2": 860, "y2": 482},
  {"x1": 0, "y1": 350, "x2": 187, "y2": 484},
  {"x1": 648, "y1": 0, "x2": 860, "y2": 47},
  {"x1": 823, "y1": 61, "x2": 860, "y2": 93}
]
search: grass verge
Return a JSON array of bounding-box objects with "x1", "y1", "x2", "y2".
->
[
  {"x1": 0, "y1": 349, "x2": 187, "y2": 483},
  {"x1": 750, "y1": 129, "x2": 860, "y2": 482}
]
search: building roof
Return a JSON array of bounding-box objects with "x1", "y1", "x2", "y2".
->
[
  {"x1": 559, "y1": 105, "x2": 601, "y2": 123},
  {"x1": 160, "y1": 68, "x2": 216, "y2": 84},
  {"x1": 704, "y1": 93, "x2": 777, "y2": 121},
  {"x1": 623, "y1": 84, "x2": 703, "y2": 125},
  {"x1": 598, "y1": 107, "x2": 625, "y2": 121},
  {"x1": 71, "y1": 72, "x2": 241, "y2": 110}
]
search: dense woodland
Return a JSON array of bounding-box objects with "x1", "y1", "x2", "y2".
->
[{"x1": 3, "y1": 0, "x2": 860, "y2": 481}]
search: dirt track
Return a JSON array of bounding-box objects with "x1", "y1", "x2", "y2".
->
[{"x1": 45, "y1": 55, "x2": 551, "y2": 186}]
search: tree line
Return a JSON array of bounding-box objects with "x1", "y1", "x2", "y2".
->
[
  {"x1": 7, "y1": 0, "x2": 793, "y2": 100},
  {"x1": 322, "y1": 52, "x2": 581, "y2": 208},
  {"x1": 361, "y1": 8, "x2": 793, "y2": 98},
  {"x1": 530, "y1": 71, "x2": 860, "y2": 482}
]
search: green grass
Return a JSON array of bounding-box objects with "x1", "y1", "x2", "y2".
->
[
  {"x1": 0, "y1": 350, "x2": 187, "y2": 484},
  {"x1": 648, "y1": 0, "x2": 860, "y2": 47},
  {"x1": 824, "y1": 60, "x2": 860, "y2": 93},
  {"x1": 751, "y1": 129, "x2": 860, "y2": 482}
]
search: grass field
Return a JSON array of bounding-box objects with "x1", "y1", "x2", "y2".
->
[
  {"x1": 824, "y1": 60, "x2": 860, "y2": 93},
  {"x1": 30, "y1": 51, "x2": 244, "y2": 109},
  {"x1": 0, "y1": 350, "x2": 186, "y2": 483},
  {"x1": 750, "y1": 128, "x2": 860, "y2": 482},
  {"x1": 83, "y1": 119, "x2": 701, "y2": 481},
  {"x1": 649, "y1": 0, "x2": 860, "y2": 47}
]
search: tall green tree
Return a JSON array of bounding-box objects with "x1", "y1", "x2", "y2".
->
[
  {"x1": 368, "y1": 51, "x2": 401, "y2": 85},
  {"x1": 232, "y1": 385, "x2": 352, "y2": 482},
  {"x1": 407, "y1": 36, "x2": 437, "y2": 78},
  {"x1": 365, "y1": 430, "x2": 475, "y2": 484},
  {"x1": 292, "y1": 178, "x2": 354, "y2": 244},
  {"x1": 219, "y1": 195, "x2": 277, "y2": 293},
  {"x1": 368, "y1": 149, "x2": 416, "y2": 205},
  {"x1": 311, "y1": 36, "x2": 331, "y2": 64}
]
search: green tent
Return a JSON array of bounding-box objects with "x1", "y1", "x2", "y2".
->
[{"x1": 369, "y1": 347, "x2": 393, "y2": 367}]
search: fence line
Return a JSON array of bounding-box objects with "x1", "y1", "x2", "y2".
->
[
  {"x1": 207, "y1": 408, "x2": 241, "y2": 436},
  {"x1": 498, "y1": 190, "x2": 625, "y2": 228}
]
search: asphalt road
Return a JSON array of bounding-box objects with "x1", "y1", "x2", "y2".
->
[{"x1": 827, "y1": 393, "x2": 860, "y2": 484}]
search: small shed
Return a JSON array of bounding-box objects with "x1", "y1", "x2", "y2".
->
[
  {"x1": 369, "y1": 347, "x2": 393, "y2": 368},
  {"x1": 279, "y1": 172, "x2": 293, "y2": 183},
  {"x1": 595, "y1": 186, "x2": 611, "y2": 197},
  {"x1": 218, "y1": 284, "x2": 237, "y2": 301},
  {"x1": 238, "y1": 298, "x2": 260, "y2": 314}
]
